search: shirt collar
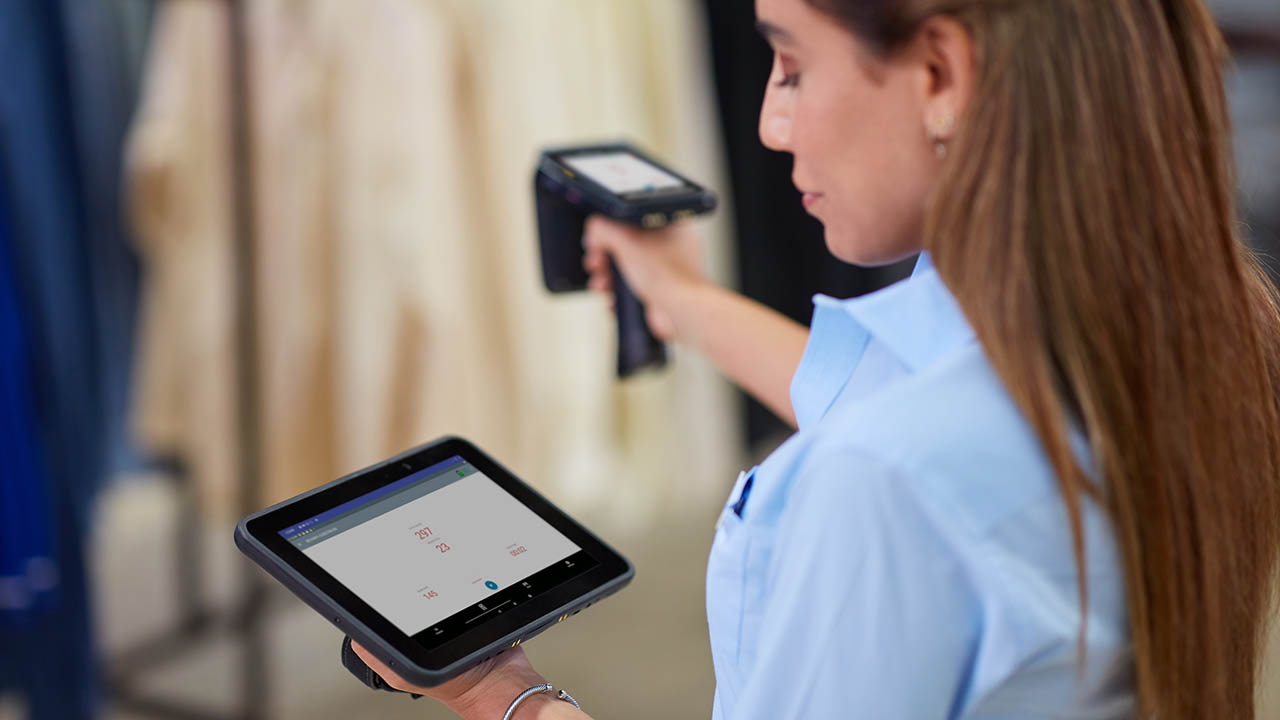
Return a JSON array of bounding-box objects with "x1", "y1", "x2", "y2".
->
[
  {"x1": 911, "y1": 249, "x2": 935, "y2": 277},
  {"x1": 812, "y1": 251, "x2": 976, "y2": 372}
]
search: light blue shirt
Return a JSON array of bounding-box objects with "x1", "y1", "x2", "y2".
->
[{"x1": 705, "y1": 254, "x2": 1135, "y2": 719}]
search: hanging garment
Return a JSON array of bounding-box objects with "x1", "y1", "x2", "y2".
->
[
  {"x1": 0, "y1": 1, "x2": 114, "y2": 716},
  {"x1": 59, "y1": 0, "x2": 145, "y2": 474},
  {"x1": 0, "y1": 158, "x2": 59, "y2": 626},
  {"x1": 0, "y1": 161, "x2": 98, "y2": 720},
  {"x1": 126, "y1": 0, "x2": 740, "y2": 528}
]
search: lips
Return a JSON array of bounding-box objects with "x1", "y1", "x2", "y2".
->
[{"x1": 795, "y1": 172, "x2": 822, "y2": 210}]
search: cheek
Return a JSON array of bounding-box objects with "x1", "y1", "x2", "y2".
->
[{"x1": 798, "y1": 80, "x2": 932, "y2": 264}]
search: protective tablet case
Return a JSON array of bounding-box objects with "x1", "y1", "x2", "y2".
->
[
  {"x1": 341, "y1": 635, "x2": 421, "y2": 698},
  {"x1": 233, "y1": 436, "x2": 634, "y2": 688}
]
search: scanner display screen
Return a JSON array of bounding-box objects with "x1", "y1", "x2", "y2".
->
[
  {"x1": 564, "y1": 150, "x2": 686, "y2": 195},
  {"x1": 279, "y1": 457, "x2": 594, "y2": 644}
]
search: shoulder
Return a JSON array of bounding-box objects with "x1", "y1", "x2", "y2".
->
[
  {"x1": 799, "y1": 341, "x2": 1063, "y2": 541},
  {"x1": 774, "y1": 338, "x2": 1125, "y2": 599}
]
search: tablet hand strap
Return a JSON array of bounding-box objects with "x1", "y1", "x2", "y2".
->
[{"x1": 340, "y1": 635, "x2": 422, "y2": 699}]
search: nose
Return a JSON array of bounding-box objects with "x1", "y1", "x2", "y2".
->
[{"x1": 758, "y1": 56, "x2": 793, "y2": 151}]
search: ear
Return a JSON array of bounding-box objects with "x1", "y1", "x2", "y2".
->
[{"x1": 910, "y1": 16, "x2": 975, "y2": 143}]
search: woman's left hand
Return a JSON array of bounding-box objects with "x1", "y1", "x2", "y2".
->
[{"x1": 349, "y1": 641, "x2": 553, "y2": 717}]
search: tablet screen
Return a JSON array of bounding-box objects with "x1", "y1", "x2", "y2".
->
[
  {"x1": 279, "y1": 456, "x2": 596, "y2": 646},
  {"x1": 563, "y1": 150, "x2": 687, "y2": 195}
]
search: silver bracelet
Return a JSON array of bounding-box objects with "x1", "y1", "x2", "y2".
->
[{"x1": 501, "y1": 683, "x2": 581, "y2": 720}]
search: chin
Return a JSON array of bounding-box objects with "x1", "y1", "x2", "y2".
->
[
  {"x1": 823, "y1": 227, "x2": 920, "y2": 268},
  {"x1": 823, "y1": 232, "x2": 888, "y2": 267}
]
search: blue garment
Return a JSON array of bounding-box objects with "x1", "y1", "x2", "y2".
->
[
  {"x1": 0, "y1": 2, "x2": 117, "y2": 717},
  {"x1": 0, "y1": 153, "x2": 59, "y2": 623},
  {"x1": 60, "y1": 0, "x2": 144, "y2": 475},
  {"x1": 706, "y1": 253, "x2": 1134, "y2": 719}
]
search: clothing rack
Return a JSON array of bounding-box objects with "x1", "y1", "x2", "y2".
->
[{"x1": 104, "y1": 1, "x2": 269, "y2": 718}]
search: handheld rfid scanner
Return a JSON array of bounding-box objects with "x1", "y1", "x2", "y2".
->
[{"x1": 534, "y1": 142, "x2": 717, "y2": 377}]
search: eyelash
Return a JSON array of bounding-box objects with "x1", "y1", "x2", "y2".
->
[{"x1": 775, "y1": 72, "x2": 800, "y2": 88}]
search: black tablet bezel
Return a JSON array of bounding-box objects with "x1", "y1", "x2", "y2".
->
[{"x1": 240, "y1": 436, "x2": 632, "y2": 676}]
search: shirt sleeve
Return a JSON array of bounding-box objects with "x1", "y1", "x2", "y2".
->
[{"x1": 727, "y1": 445, "x2": 983, "y2": 720}]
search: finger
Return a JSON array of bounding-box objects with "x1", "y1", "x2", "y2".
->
[
  {"x1": 583, "y1": 214, "x2": 612, "y2": 242},
  {"x1": 583, "y1": 247, "x2": 606, "y2": 273},
  {"x1": 350, "y1": 641, "x2": 422, "y2": 694},
  {"x1": 584, "y1": 215, "x2": 629, "y2": 255},
  {"x1": 582, "y1": 218, "x2": 605, "y2": 253},
  {"x1": 587, "y1": 271, "x2": 611, "y2": 294}
]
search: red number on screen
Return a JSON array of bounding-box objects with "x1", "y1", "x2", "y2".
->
[
  {"x1": 414, "y1": 527, "x2": 432, "y2": 540},
  {"x1": 509, "y1": 546, "x2": 527, "y2": 557},
  {"x1": 435, "y1": 543, "x2": 451, "y2": 554}
]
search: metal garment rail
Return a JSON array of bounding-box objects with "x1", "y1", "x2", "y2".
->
[{"x1": 104, "y1": 1, "x2": 269, "y2": 718}]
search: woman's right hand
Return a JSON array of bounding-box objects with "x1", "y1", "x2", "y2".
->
[
  {"x1": 583, "y1": 213, "x2": 805, "y2": 427},
  {"x1": 582, "y1": 215, "x2": 708, "y2": 342}
]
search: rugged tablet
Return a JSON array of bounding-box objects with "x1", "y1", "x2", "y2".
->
[{"x1": 234, "y1": 436, "x2": 633, "y2": 687}]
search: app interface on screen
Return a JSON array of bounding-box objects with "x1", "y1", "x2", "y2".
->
[
  {"x1": 564, "y1": 151, "x2": 685, "y2": 195},
  {"x1": 280, "y1": 457, "x2": 585, "y2": 638}
]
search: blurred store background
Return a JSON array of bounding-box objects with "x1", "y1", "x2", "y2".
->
[{"x1": 0, "y1": 1, "x2": 1277, "y2": 719}]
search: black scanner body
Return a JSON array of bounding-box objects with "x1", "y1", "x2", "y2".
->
[{"x1": 534, "y1": 142, "x2": 716, "y2": 377}]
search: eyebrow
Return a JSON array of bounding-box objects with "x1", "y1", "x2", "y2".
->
[{"x1": 755, "y1": 20, "x2": 796, "y2": 45}]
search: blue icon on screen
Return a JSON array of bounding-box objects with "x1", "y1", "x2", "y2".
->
[{"x1": 485, "y1": 581, "x2": 498, "y2": 590}]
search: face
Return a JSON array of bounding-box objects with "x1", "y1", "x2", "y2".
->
[{"x1": 755, "y1": 0, "x2": 942, "y2": 266}]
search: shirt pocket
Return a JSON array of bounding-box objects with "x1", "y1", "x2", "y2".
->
[
  {"x1": 706, "y1": 467, "x2": 756, "y2": 673},
  {"x1": 736, "y1": 512, "x2": 777, "y2": 668}
]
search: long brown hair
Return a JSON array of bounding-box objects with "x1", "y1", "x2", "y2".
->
[{"x1": 807, "y1": 0, "x2": 1280, "y2": 716}]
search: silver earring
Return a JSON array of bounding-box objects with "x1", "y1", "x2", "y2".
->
[{"x1": 926, "y1": 106, "x2": 955, "y2": 160}]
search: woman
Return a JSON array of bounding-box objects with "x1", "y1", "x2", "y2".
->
[{"x1": 355, "y1": 0, "x2": 1280, "y2": 716}]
